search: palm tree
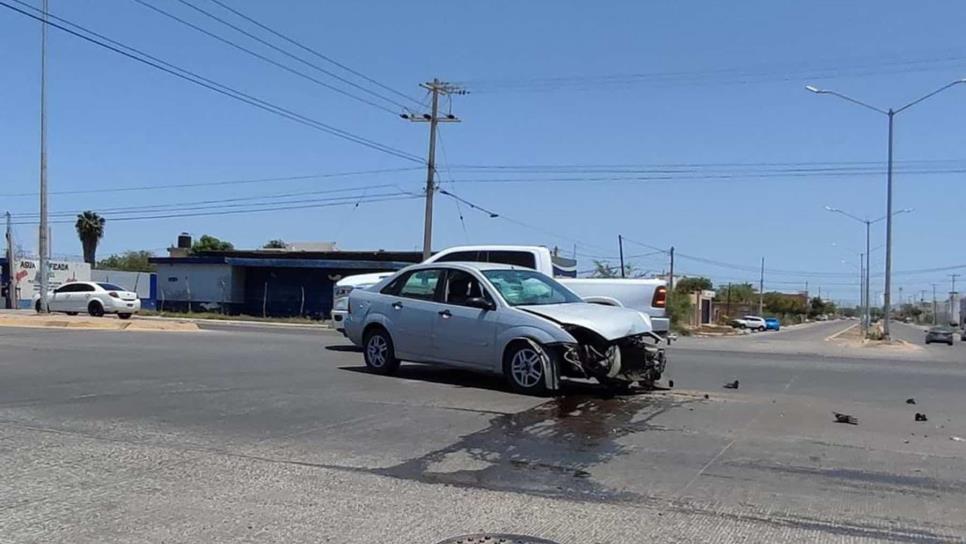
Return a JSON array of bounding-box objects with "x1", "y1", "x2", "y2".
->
[{"x1": 75, "y1": 211, "x2": 105, "y2": 267}]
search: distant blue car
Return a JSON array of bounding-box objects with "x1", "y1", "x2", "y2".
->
[{"x1": 764, "y1": 317, "x2": 781, "y2": 331}]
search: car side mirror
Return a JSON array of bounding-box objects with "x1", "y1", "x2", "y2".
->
[{"x1": 466, "y1": 297, "x2": 495, "y2": 311}]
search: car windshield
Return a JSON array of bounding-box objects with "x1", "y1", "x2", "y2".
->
[
  {"x1": 97, "y1": 283, "x2": 125, "y2": 291},
  {"x1": 482, "y1": 269, "x2": 582, "y2": 306}
]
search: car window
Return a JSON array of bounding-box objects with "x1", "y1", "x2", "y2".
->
[
  {"x1": 54, "y1": 284, "x2": 75, "y2": 293},
  {"x1": 75, "y1": 284, "x2": 96, "y2": 292},
  {"x1": 434, "y1": 250, "x2": 485, "y2": 263},
  {"x1": 397, "y1": 269, "x2": 442, "y2": 300},
  {"x1": 443, "y1": 269, "x2": 492, "y2": 307},
  {"x1": 97, "y1": 283, "x2": 125, "y2": 291},
  {"x1": 483, "y1": 269, "x2": 582, "y2": 306}
]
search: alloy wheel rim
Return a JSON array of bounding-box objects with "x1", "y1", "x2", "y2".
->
[
  {"x1": 510, "y1": 348, "x2": 543, "y2": 388},
  {"x1": 367, "y1": 335, "x2": 387, "y2": 367}
]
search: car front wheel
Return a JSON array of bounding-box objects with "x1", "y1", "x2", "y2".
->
[
  {"x1": 504, "y1": 342, "x2": 550, "y2": 396},
  {"x1": 363, "y1": 328, "x2": 400, "y2": 375}
]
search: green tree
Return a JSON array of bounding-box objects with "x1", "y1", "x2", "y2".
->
[
  {"x1": 674, "y1": 276, "x2": 712, "y2": 294},
  {"x1": 263, "y1": 239, "x2": 287, "y2": 249},
  {"x1": 75, "y1": 211, "x2": 106, "y2": 267},
  {"x1": 591, "y1": 260, "x2": 636, "y2": 278},
  {"x1": 763, "y1": 292, "x2": 807, "y2": 316},
  {"x1": 191, "y1": 235, "x2": 234, "y2": 253},
  {"x1": 97, "y1": 250, "x2": 156, "y2": 272},
  {"x1": 716, "y1": 282, "x2": 756, "y2": 304}
]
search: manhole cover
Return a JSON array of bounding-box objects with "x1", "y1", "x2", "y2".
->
[{"x1": 435, "y1": 535, "x2": 561, "y2": 544}]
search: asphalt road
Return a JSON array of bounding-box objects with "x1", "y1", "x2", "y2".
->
[{"x1": 2, "y1": 322, "x2": 965, "y2": 543}]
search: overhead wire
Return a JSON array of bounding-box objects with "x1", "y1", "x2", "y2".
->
[
  {"x1": 204, "y1": 0, "x2": 421, "y2": 107},
  {"x1": 129, "y1": 0, "x2": 400, "y2": 115},
  {"x1": 0, "y1": 0, "x2": 423, "y2": 162},
  {"x1": 0, "y1": 166, "x2": 422, "y2": 197},
  {"x1": 9, "y1": 194, "x2": 420, "y2": 226}
]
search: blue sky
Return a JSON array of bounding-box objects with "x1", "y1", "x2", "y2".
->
[{"x1": 3, "y1": 0, "x2": 966, "y2": 303}]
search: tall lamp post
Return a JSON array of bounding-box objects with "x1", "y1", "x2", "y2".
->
[
  {"x1": 807, "y1": 79, "x2": 966, "y2": 339},
  {"x1": 825, "y1": 206, "x2": 914, "y2": 335}
]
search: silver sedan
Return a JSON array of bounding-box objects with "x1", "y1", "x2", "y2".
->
[{"x1": 345, "y1": 262, "x2": 666, "y2": 395}]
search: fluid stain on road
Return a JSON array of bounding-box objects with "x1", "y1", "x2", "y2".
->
[{"x1": 376, "y1": 391, "x2": 693, "y2": 502}]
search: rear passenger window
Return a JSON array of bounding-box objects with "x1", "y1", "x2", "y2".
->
[
  {"x1": 487, "y1": 251, "x2": 536, "y2": 269},
  {"x1": 397, "y1": 270, "x2": 442, "y2": 300}
]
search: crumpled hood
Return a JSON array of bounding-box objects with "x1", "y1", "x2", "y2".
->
[{"x1": 519, "y1": 302, "x2": 653, "y2": 341}]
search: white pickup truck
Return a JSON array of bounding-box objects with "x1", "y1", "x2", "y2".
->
[{"x1": 331, "y1": 245, "x2": 669, "y2": 338}]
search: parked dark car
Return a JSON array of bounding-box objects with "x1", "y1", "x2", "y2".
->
[{"x1": 925, "y1": 326, "x2": 954, "y2": 346}]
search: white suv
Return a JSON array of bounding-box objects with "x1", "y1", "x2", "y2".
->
[
  {"x1": 732, "y1": 315, "x2": 767, "y2": 331},
  {"x1": 35, "y1": 281, "x2": 141, "y2": 319}
]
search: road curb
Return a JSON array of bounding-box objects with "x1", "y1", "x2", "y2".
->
[
  {"x1": 136, "y1": 315, "x2": 331, "y2": 330},
  {"x1": 825, "y1": 323, "x2": 858, "y2": 341},
  {"x1": 0, "y1": 315, "x2": 200, "y2": 332}
]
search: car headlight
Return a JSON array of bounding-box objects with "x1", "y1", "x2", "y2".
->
[{"x1": 333, "y1": 297, "x2": 348, "y2": 311}]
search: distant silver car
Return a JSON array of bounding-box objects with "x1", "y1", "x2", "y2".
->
[
  {"x1": 925, "y1": 326, "x2": 954, "y2": 346},
  {"x1": 345, "y1": 262, "x2": 666, "y2": 395}
]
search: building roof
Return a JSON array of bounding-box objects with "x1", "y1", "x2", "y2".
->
[{"x1": 149, "y1": 249, "x2": 424, "y2": 270}]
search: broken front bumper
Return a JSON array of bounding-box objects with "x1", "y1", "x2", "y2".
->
[{"x1": 548, "y1": 332, "x2": 666, "y2": 389}]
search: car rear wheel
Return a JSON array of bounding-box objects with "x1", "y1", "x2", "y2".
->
[
  {"x1": 504, "y1": 342, "x2": 549, "y2": 396},
  {"x1": 363, "y1": 328, "x2": 400, "y2": 375},
  {"x1": 88, "y1": 301, "x2": 105, "y2": 317},
  {"x1": 66, "y1": 312, "x2": 77, "y2": 316}
]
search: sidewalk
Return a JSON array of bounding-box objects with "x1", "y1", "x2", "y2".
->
[{"x1": 0, "y1": 310, "x2": 200, "y2": 332}]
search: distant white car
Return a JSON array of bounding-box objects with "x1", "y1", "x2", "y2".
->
[
  {"x1": 331, "y1": 272, "x2": 395, "y2": 334},
  {"x1": 34, "y1": 281, "x2": 141, "y2": 318},
  {"x1": 731, "y1": 315, "x2": 767, "y2": 331}
]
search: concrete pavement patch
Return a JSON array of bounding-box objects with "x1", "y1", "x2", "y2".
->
[{"x1": 0, "y1": 313, "x2": 200, "y2": 332}]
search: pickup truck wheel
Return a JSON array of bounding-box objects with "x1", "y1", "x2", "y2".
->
[
  {"x1": 363, "y1": 328, "x2": 400, "y2": 375},
  {"x1": 504, "y1": 342, "x2": 549, "y2": 396}
]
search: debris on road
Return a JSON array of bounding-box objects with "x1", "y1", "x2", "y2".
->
[
  {"x1": 906, "y1": 398, "x2": 916, "y2": 405},
  {"x1": 915, "y1": 413, "x2": 928, "y2": 422},
  {"x1": 833, "y1": 412, "x2": 858, "y2": 425},
  {"x1": 951, "y1": 436, "x2": 965, "y2": 443},
  {"x1": 723, "y1": 380, "x2": 740, "y2": 389},
  {"x1": 703, "y1": 394, "x2": 710, "y2": 399}
]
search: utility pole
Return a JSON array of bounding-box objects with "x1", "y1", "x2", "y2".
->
[
  {"x1": 402, "y1": 78, "x2": 463, "y2": 260},
  {"x1": 37, "y1": 0, "x2": 50, "y2": 312},
  {"x1": 758, "y1": 257, "x2": 764, "y2": 315},
  {"x1": 951, "y1": 273, "x2": 960, "y2": 295},
  {"x1": 932, "y1": 283, "x2": 938, "y2": 325},
  {"x1": 859, "y1": 253, "x2": 865, "y2": 334},
  {"x1": 951, "y1": 273, "x2": 961, "y2": 326},
  {"x1": 618, "y1": 235, "x2": 625, "y2": 278},
  {"x1": 5, "y1": 212, "x2": 17, "y2": 310},
  {"x1": 726, "y1": 283, "x2": 732, "y2": 317},
  {"x1": 668, "y1": 246, "x2": 675, "y2": 291}
]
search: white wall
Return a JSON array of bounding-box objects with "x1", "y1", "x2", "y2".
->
[
  {"x1": 155, "y1": 263, "x2": 241, "y2": 304},
  {"x1": 91, "y1": 270, "x2": 153, "y2": 299}
]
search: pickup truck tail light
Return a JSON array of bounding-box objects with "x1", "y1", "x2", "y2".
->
[{"x1": 652, "y1": 286, "x2": 667, "y2": 308}]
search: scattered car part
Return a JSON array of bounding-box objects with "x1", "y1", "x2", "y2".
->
[
  {"x1": 834, "y1": 412, "x2": 858, "y2": 425},
  {"x1": 723, "y1": 380, "x2": 739, "y2": 389},
  {"x1": 915, "y1": 413, "x2": 928, "y2": 422},
  {"x1": 906, "y1": 398, "x2": 917, "y2": 405}
]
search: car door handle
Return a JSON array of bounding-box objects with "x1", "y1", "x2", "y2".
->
[
  {"x1": 438, "y1": 309, "x2": 452, "y2": 318},
  {"x1": 391, "y1": 302, "x2": 403, "y2": 310}
]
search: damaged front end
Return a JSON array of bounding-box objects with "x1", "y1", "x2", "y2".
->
[{"x1": 551, "y1": 325, "x2": 667, "y2": 387}]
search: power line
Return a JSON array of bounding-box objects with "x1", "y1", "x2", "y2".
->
[
  {"x1": 0, "y1": 166, "x2": 422, "y2": 197},
  {"x1": 8, "y1": 183, "x2": 405, "y2": 218},
  {"x1": 129, "y1": 0, "x2": 401, "y2": 114},
  {"x1": 1, "y1": 0, "x2": 422, "y2": 162},
  {"x1": 204, "y1": 0, "x2": 421, "y2": 107},
  {"x1": 9, "y1": 194, "x2": 420, "y2": 225}
]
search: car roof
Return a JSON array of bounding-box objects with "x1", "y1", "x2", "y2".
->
[{"x1": 410, "y1": 261, "x2": 527, "y2": 272}]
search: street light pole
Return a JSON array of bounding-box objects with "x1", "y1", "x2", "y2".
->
[{"x1": 807, "y1": 79, "x2": 966, "y2": 339}]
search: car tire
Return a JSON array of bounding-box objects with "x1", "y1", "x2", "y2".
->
[
  {"x1": 362, "y1": 327, "x2": 400, "y2": 375},
  {"x1": 503, "y1": 341, "x2": 550, "y2": 396},
  {"x1": 88, "y1": 301, "x2": 105, "y2": 317},
  {"x1": 758, "y1": 326, "x2": 766, "y2": 332},
  {"x1": 66, "y1": 312, "x2": 78, "y2": 316},
  {"x1": 117, "y1": 313, "x2": 132, "y2": 320},
  {"x1": 35, "y1": 300, "x2": 43, "y2": 313}
]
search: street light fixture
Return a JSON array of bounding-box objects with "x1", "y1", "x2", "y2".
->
[
  {"x1": 808, "y1": 80, "x2": 965, "y2": 339},
  {"x1": 825, "y1": 206, "x2": 914, "y2": 335}
]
